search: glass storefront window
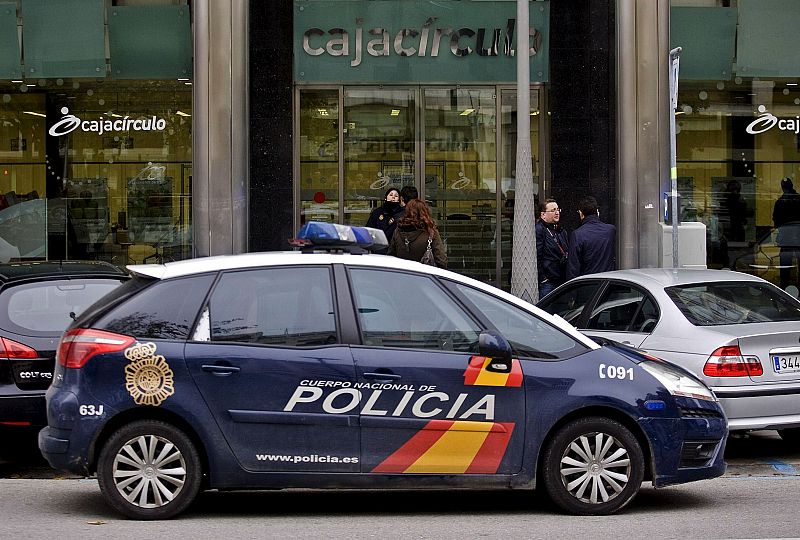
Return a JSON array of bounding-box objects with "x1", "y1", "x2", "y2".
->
[
  {"x1": 296, "y1": 85, "x2": 543, "y2": 292},
  {"x1": 0, "y1": 1, "x2": 192, "y2": 266},
  {"x1": 299, "y1": 89, "x2": 339, "y2": 224},
  {"x1": 676, "y1": 79, "x2": 800, "y2": 290},
  {"x1": 425, "y1": 88, "x2": 497, "y2": 284},
  {"x1": 343, "y1": 88, "x2": 416, "y2": 225}
]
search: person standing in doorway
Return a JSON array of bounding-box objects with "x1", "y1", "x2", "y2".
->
[
  {"x1": 566, "y1": 196, "x2": 616, "y2": 279},
  {"x1": 536, "y1": 198, "x2": 569, "y2": 299},
  {"x1": 366, "y1": 187, "x2": 403, "y2": 252},
  {"x1": 773, "y1": 177, "x2": 800, "y2": 288}
]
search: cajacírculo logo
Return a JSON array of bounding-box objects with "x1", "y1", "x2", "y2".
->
[
  {"x1": 48, "y1": 107, "x2": 167, "y2": 137},
  {"x1": 746, "y1": 106, "x2": 800, "y2": 135}
]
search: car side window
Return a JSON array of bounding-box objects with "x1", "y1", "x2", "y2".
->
[
  {"x1": 586, "y1": 283, "x2": 650, "y2": 332},
  {"x1": 537, "y1": 281, "x2": 601, "y2": 325},
  {"x1": 454, "y1": 284, "x2": 588, "y2": 360},
  {"x1": 96, "y1": 274, "x2": 215, "y2": 339},
  {"x1": 348, "y1": 268, "x2": 480, "y2": 352},
  {"x1": 209, "y1": 267, "x2": 337, "y2": 346},
  {"x1": 631, "y1": 296, "x2": 659, "y2": 333}
]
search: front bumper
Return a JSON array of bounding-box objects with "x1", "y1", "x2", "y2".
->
[{"x1": 640, "y1": 415, "x2": 728, "y2": 487}]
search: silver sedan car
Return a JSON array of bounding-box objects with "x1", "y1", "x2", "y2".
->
[{"x1": 537, "y1": 269, "x2": 800, "y2": 442}]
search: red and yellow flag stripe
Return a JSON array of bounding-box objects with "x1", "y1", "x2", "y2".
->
[
  {"x1": 463, "y1": 356, "x2": 523, "y2": 387},
  {"x1": 372, "y1": 420, "x2": 515, "y2": 474}
]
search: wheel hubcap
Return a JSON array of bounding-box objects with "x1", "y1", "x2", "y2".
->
[
  {"x1": 112, "y1": 434, "x2": 187, "y2": 508},
  {"x1": 559, "y1": 431, "x2": 631, "y2": 504}
]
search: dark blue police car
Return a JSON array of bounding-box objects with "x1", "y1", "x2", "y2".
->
[{"x1": 39, "y1": 223, "x2": 727, "y2": 519}]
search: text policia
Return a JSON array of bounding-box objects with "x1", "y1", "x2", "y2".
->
[{"x1": 284, "y1": 380, "x2": 497, "y2": 421}]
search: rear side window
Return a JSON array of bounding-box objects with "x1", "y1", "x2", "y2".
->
[
  {"x1": 666, "y1": 282, "x2": 800, "y2": 326},
  {"x1": 1, "y1": 278, "x2": 125, "y2": 334},
  {"x1": 208, "y1": 267, "x2": 337, "y2": 347},
  {"x1": 95, "y1": 274, "x2": 215, "y2": 339},
  {"x1": 537, "y1": 281, "x2": 601, "y2": 325},
  {"x1": 586, "y1": 284, "x2": 658, "y2": 332}
]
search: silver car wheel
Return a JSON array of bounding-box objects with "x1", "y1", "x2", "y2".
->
[
  {"x1": 112, "y1": 434, "x2": 187, "y2": 509},
  {"x1": 559, "y1": 431, "x2": 631, "y2": 504}
]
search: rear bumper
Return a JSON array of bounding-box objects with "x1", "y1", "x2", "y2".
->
[
  {"x1": 639, "y1": 416, "x2": 728, "y2": 487},
  {"x1": 0, "y1": 394, "x2": 46, "y2": 427},
  {"x1": 713, "y1": 386, "x2": 800, "y2": 431}
]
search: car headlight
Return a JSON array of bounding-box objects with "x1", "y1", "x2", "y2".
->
[{"x1": 640, "y1": 360, "x2": 717, "y2": 402}]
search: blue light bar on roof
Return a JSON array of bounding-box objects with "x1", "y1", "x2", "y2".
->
[{"x1": 296, "y1": 222, "x2": 388, "y2": 251}]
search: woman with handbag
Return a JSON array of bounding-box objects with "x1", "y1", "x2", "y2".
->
[{"x1": 389, "y1": 199, "x2": 447, "y2": 268}]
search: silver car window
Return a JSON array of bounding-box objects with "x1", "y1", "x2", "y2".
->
[{"x1": 666, "y1": 282, "x2": 800, "y2": 326}]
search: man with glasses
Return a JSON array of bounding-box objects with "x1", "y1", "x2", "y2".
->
[{"x1": 536, "y1": 198, "x2": 569, "y2": 299}]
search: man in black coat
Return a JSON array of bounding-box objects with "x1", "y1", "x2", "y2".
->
[
  {"x1": 566, "y1": 196, "x2": 616, "y2": 279},
  {"x1": 535, "y1": 198, "x2": 569, "y2": 299},
  {"x1": 773, "y1": 178, "x2": 800, "y2": 288}
]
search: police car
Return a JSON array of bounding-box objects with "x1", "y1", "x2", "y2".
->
[{"x1": 39, "y1": 223, "x2": 727, "y2": 519}]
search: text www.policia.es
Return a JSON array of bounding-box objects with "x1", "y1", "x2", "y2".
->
[{"x1": 256, "y1": 454, "x2": 359, "y2": 464}]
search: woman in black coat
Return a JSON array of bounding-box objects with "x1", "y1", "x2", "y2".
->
[
  {"x1": 366, "y1": 187, "x2": 403, "y2": 249},
  {"x1": 389, "y1": 199, "x2": 447, "y2": 268}
]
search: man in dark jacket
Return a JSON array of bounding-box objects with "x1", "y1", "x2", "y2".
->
[
  {"x1": 566, "y1": 196, "x2": 616, "y2": 279},
  {"x1": 773, "y1": 178, "x2": 800, "y2": 288},
  {"x1": 535, "y1": 198, "x2": 569, "y2": 299}
]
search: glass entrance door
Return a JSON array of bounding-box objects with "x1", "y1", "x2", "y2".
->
[
  {"x1": 296, "y1": 85, "x2": 543, "y2": 291},
  {"x1": 423, "y1": 88, "x2": 498, "y2": 284},
  {"x1": 343, "y1": 88, "x2": 416, "y2": 225}
]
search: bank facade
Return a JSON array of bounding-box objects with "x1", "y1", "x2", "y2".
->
[{"x1": 0, "y1": 0, "x2": 797, "y2": 293}]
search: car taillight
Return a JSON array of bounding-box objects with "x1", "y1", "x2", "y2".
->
[
  {"x1": 703, "y1": 345, "x2": 763, "y2": 377},
  {"x1": 58, "y1": 328, "x2": 135, "y2": 369},
  {"x1": 0, "y1": 337, "x2": 38, "y2": 359}
]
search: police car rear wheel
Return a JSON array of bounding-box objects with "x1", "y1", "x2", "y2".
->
[
  {"x1": 542, "y1": 417, "x2": 644, "y2": 515},
  {"x1": 97, "y1": 420, "x2": 202, "y2": 520}
]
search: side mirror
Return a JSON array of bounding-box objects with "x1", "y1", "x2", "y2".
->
[{"x1": 479, "y1": 330, "x2": 513, "y2": 373}]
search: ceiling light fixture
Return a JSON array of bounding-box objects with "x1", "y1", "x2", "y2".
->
[
  {"x1": 22, "y1": 111, "x2": 46, "y2": 117},
  {"x1": 390, "y1": 109, "x2": 400, "y2": 116},
  {"x1": 176, "y1": 110, "x2": 191, "y2": 117},
  {"x1": 460, "y1": 108, "x2": 475, "y2": 116}
]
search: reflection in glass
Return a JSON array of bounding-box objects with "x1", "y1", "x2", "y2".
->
[
  {"x1": 425, "y1": 88, "x2": 497, "y2": 284},
  {"x1": 675, "y1": 79, "x2": 800, "y2": 291},
  {"x1": 299, "y1": 90, "x2": 339, "y2": 224},
  {"x1": 0, "y1": 80, "x2": 193, "y2": 265},
  {"x1": 344, "y1": 88, "x2": 415, "y2": 225}
]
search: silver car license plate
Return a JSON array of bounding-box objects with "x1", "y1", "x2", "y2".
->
[{"x1": 773, "y1": 355, "x2": 800, "y2": 374}]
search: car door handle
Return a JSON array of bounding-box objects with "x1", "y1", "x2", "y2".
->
[
  {"x1": 363, "y1": 372, "x2": 401, "y2": 380},
  {"x1": 201, "y1": 364, "x2": 241, "y2": 375}
]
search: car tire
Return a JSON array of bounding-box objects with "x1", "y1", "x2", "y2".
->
[
  {"x1": 541, "y1": 416, "x2": 645, "y2": 515},
  {"x1": 778, "y1": 428, "x2": 800, "y2": 444},
  {"x1": 97, "y1": 420, "x2": 202, "y2": 520}
]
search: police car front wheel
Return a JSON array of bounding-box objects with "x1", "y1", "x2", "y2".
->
[
  {"x1": 541, "y1": 417, "x2": 645, "y2": 515},
  {"x1": 97, "y1": 420, "x2": 203, "y2": 520}
]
